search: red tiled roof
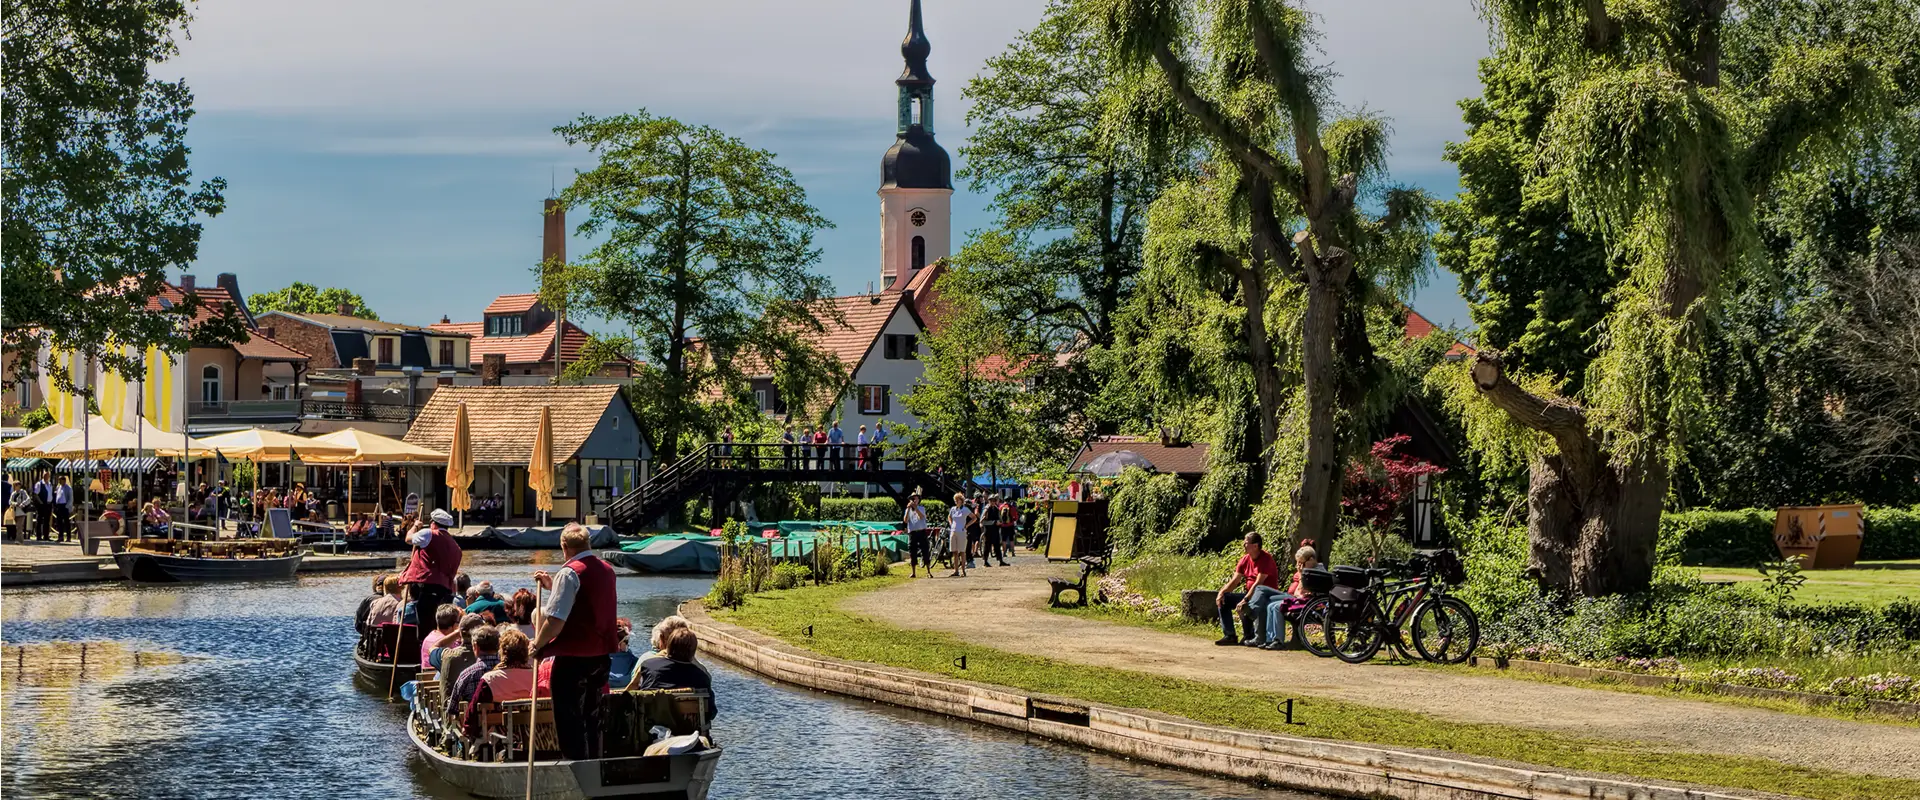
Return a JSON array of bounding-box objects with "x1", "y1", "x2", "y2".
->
[
  {"x1": 1068, "y1": 438, "x2": 1212, "y2": 475},
  {"x1": 234, "y1": 332, "x2": 310, "y2": 361},
  {"x1": 403, "y1": 385, "x2": 626, "y2": 464},
  {"x1": 430, "y1": 319, "x2": 633, "y2": 368},
  {"x1": 142, "y1": 282, "x2": 244, "y2": 328},
  {"x1": 483, "y1": 294, "x2": 542, "y2": 315},
  {"x1": 1404, "y1": 307, "x2": 1475, "y2": 358}
]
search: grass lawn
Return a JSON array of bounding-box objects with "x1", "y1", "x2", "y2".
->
[
  {"x1": 1683, "y1": 559, "x2": 1920, "y2": 606},
  {"x1": 712, "y1": 576, "x2": 1920, "y2": 800}
]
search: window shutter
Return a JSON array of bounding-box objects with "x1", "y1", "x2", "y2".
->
[{"x1": 882, "y1": 386, "x2": 891, "y2": 415}]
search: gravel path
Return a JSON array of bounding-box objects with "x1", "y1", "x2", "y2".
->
[{"x1": 841, "y1": 557, "x2": 1920, "y2": 781}]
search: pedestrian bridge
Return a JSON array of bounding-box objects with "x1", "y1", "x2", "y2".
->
[{"x1": 600, "y1": 442, "x2": 975, "y2": 534}]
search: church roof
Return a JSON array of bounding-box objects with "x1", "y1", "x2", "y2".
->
[
  {"x1": 898, "y1": 0, "x2": 934, "y2": 85},
  {"x1": 882, "y1": 124, "x2": 952, "y2": 190}
]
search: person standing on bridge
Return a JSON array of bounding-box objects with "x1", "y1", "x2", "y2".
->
[
  {"x1": 719, "y1": 427, "x2": 734, "y2": 468},
  {"x1": 827, "y1": 421, "x2": 846, "y2": 470},
  {"x1": 811, "y1": 427, "x2": 828, "y2": 471},
  {"x1": 871, "y1": 422, "x2": 888, "y2": 470},
  {"x1": 855, "y1": 425, "x2": 869, "y2": 470},
  {"x1": 782, "y1": 425, "x2": 797, "y2": 470}
]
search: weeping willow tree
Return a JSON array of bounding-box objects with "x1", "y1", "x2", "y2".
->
[
  {"x1": 1084, "y1": 0, "x2": 1435, "y2": 546},
  {"x1": 1442, "y1": 0, "x2": 1919, "y2": 596}
]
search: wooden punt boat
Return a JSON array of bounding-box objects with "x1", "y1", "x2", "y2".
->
[
  {"x1": 354, "y1": 624, "x2": 423, "y2": 692},
  {"x1": 112, "y1": 537, "x2": 305, "y2": 582},
  {"x1": 407, "y1": 686, "x2": 721, "y2": 799}
]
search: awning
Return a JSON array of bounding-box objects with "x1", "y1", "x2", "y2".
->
[
  {"x1": 6, "y1": 457, "x2": 46, "y2": 471},
  {"x1": 189, "y1": 422, "x2": 303, "y2": 435},
  {"x1": 1, "y1": 428, "x2": 28, "y2": 441},
  {"x1": 54, "y1": 457, "x2": 163, "y2": 472}
]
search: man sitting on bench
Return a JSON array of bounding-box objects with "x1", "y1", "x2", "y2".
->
[{"x1": 1215, "y1": 532, "x2": 1283, "y2": 647}]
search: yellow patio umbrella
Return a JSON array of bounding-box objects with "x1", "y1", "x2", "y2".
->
[
  {"x1": 308, "y1": 428, "x2": 449, "y2": 523},
  {"x1": 3, "y1": 424, "x2": 73, "y2": 458},
  {"x1": 446, "y1": 402, "x2": 474, "y2": 525},
  {"x1": 528, "y1": 405, "x2": 555, "y2": 525}
]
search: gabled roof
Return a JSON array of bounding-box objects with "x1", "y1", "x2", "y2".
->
[
  {"x1": 430, "y1": 319, "x2": 629, "y2": 368},
  {"x1": 403, "y1": 385, "x2": 630, "y2": 464},
  {"x1": 233, "y1": 332, "x2": 311, "y2": 362},
  {"x1": 737, "y1": 292, "x2": 916, "y2": 380},
  {"x1": 143, "y1": 281, "x2": 244, "y2": 328},
  {"x1": 1404, "y1": 307, "x2": 1475, "y2": 358},
  {"x1": 483, "y1": 294, "x2": 542, "y2": 315},
  {"x1": 1068, "y1": 437, "x2": 1212, "y2": 476}
]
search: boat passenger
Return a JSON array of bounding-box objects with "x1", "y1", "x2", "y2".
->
[
  {"x1": 452, "y1": 573, "x2": 471, "y2": 610},
  {"x1": 607, "y1": 618, "x2": 638, "y2": 690},
  {"x1": 528, "y1": 523, "x2": 621, "y2": 760},
  {"x1": 420, "y1": 603, "x2": 463, "y2": 668},
  {"x1": 637, "y1": 628, "x2": 717, "y2": 720},
  {"x1": 636, "y1": 615, "x2": 691, "y2": 665},
  {"x1": 465, "y1": 582, "x2": 507, "y2": 622},
  {"x1": 507, "y1": 588, "x2": 537, "y2": 637},
  {"x1": 365, "y1": 575, "x2": 404, "y2": 628},
  {"x1": 435, "y1": 612, "x2": 488, "y2": 677},
  {"x1": 463, "y1": 628, "x2": 536, "y2": 740},
  {"x1": 353, "y1": 575, "x2": 384, "y2": 635},
  {"x1": 448, "y1": 625, "x2": 501, "y2": 720}
]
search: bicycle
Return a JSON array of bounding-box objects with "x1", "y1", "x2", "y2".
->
[{"x1": 1310, "y1": 550, "x2": 1479, "y2": 664}]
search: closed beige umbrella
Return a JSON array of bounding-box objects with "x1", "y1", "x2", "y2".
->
[
  {"x1": 528, "y1": 405, "x2": 555, "y2": 526},
  {"x1": 447, "y1": 402, "x2": 474, "y2": 526}
]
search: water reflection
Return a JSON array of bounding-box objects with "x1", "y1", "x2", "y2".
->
[{"x1": 2, "y1": 552, "x2": 1313, "y2": 799}]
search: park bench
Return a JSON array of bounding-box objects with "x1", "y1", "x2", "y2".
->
[{"x1": 1048, "y1": 556, "x2": 1107, "y2": 608}]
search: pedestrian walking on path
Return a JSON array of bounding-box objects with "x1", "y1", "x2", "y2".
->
[{"x1": 946, "y1": 492, "x2": 972, "y2": 578}]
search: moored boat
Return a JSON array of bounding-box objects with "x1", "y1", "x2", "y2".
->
[
  {"x1": 354, "y1": 624, "x2": 423, "y2": 692},
  {"x1": 112, "y1": 537, "x2": 306, "y2": 582}
]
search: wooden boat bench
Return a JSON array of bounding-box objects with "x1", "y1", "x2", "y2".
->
[{"x1": 1047, "y1": 556, "x2": 1107, "y2": 608}]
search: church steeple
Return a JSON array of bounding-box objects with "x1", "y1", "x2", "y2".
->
[{"x1": 877, "y1": 0, "x2": 953, "y2": 290}]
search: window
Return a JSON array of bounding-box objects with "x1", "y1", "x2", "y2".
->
[
  {"x1": 884, "y1": 334, "x2": 918, "y2": 360},
  {"x1": 911, "y1": 236, "x2": 926, "y2": 271},
  {"x1": 272, "y1": 385, "x2": 289, "y2": 400},
  {"x1": 438, "y1": 339, "x2": 455, "y2": 366},
  {"x1": 859, "y1": 385, "x2": 890, "y2": 415},
  {"x1": 754, "y1": 389, "x2": 767, "y2": 412},
  {"x1": 201, "y1": 364, "x2": 222, "y2": 405},
  {"x1": 376, "y1": 337, "x2": 395, "y2": 365},
  {"x1": 486, "y1": 315, "x2": 526, "y2": 337}
]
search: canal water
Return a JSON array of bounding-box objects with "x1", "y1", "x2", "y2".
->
[{"x1": 2, "y1": 552, "x2": 1315, "y2": 799}]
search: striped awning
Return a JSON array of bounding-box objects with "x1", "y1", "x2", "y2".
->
[
  {"x1": 54, "y1": 457, "x2": 163, "y2": 472},
  {"x1": 5, "y1": 457, "x2": 45, "y2": 471}
]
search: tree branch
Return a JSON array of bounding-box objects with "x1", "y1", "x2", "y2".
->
[{"x1": 1149, "y1": 42, "x2": 1299, "y2": 190}]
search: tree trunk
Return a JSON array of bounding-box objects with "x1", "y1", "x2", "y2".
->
[
  {"x1": 1294, "y1": 272, "x2": 1344, "y2": 547},
  {"x1": 1471, "y1": 352, "x2": 1663, "y2": 596}
]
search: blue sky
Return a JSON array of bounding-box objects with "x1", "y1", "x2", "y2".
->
[{"x1": 167, "y1": 1, "x2": 1489, "y2": 333}]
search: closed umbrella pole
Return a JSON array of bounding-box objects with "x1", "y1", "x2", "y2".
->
[
  {"x1": 447, "y1": 402, "x2": 474, "y2": 529},
  {"x1": 528, "y1": 405, "x2": 555, "y2": 527}
]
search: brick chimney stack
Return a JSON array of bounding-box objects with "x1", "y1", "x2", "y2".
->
[
  {"x1": 180, "y1": 274, "x2": 196, "y2": 293},
  {"x1": 337, "y1": 302, "x2": 353, "y2": 316},
  {"x1": 481, "y1": 353, "x2": 505, "y2": 386},
  {"x1": 353, "y1": 358, "x2": 376, "y2": 376},
  {"x1": 543, "y1": 198, "x2": 566, "y2": 268}
]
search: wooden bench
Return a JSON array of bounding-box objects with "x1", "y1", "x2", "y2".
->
[{"x1": 1048, "y1": 556, "x2": 1107, "y2": 608}]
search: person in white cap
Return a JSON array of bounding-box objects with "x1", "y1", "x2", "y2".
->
[{"x1": 398, "y1": 508, "x2": 464, "y2": 625}]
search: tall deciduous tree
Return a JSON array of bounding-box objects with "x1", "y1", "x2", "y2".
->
[
  {"x1": 1086, "y1": 0, "x2": 1433, "y2": 545},
  {"x1": 3, "y1": 0, "x2": 239, "y2": 384},
  {"x1": 1444, "y1": 0, "x2": 1919, "y2": 596},
  {"x1": 949, "y1": 1, "x2": 1190, "y2": 352},
  {"x1": 901, "y1": 291, "x2": 1038, "y2": 480},
  {"x1": 249, "y1": 283, "x2": 380, "y2": 320},
  {"x1": 548, "y1": 111, "x2": 845, "y2": 463}
]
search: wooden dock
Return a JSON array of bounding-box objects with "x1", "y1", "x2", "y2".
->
[{"x1": 0, "y1": 540, "x2": 398, "y2": 586}]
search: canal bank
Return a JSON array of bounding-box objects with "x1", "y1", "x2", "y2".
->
[
  {"x1": 685, "y1": 602, "x2": 1760, "y2": 800},
  {"x1": 1, "y1": 552, "x2": 1318, "y2": 800},
  {"x1": 0, "y1": 539, "x2": 395, "y2": 585}
]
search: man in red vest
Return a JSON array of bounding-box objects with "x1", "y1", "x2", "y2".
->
[
  {"x1": 530, "y1": 522, "x2": 619, "y2": 760},
  {"x1": 400, "y1": 508, "x2": 464, "y2": 627}
]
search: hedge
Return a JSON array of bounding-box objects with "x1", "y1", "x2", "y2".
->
[
  {"x1": 1661, "y1": 505, "x2": 1920, "y2": 566},
  {"x1": 815, "y1": 497, "x2": 946, "y2": 522}
]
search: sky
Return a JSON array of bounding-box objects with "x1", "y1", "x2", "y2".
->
[{"x1": 164, "y1": 1, "x2": 1491, "y2": 333}]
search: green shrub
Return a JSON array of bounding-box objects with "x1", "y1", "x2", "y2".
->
[
  {"x1": 1659, "y1": 505, "x2": 1920, "y2": 566},
  {"x1": 770, "y1": 562, "x2": 812, "y2": 590},
  {"x1": 813, "y1": 497, "x2": 944, "y2": 522},
  {"x1": 1327, "y1": 524, "x2": 1415, "y2": 568}
]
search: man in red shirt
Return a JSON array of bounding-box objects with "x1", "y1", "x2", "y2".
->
[
  {"x1": 530, "y1": 523, "x2": 620, "y2": 759},
  {"x1": 1214, "y1": 532, "x2": 1282, "y2": 646},
  {"x1": 399, "y1": 509, "x2": 464, "y2": 626}
]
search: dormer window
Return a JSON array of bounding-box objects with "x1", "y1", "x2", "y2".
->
[{"x1": 486, "y1": 315, "x2": 525, "y2": 337}]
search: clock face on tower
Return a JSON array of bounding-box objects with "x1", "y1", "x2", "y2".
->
[{"x1": 909, "y1": 209, "x2": 927, "y2": 227}]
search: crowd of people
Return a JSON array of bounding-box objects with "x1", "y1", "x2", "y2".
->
[
  {"x1": 357, "y1": 517, "x2": 717, "y2": 762},
  {"x1": 705, "y1": 420, "x2": 895, "y2": 472},
  {"x1": 897, "y1": 491, "x2": 1032, "y2": 579}
]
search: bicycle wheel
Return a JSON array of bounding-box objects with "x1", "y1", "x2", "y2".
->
[
  {"x1": 1323, "y1": 606, "x2": 1383, "y2": 664},
  {"x1": 1296, "y1": 596, "x2": 1336, "y2": 658},
  {"x1": 1410, "y1": 597, "x2": 1481, "y2": 664}
]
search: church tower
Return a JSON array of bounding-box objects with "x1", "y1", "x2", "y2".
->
[{"x1": 879, "y1": 0, "x2": 952, "y2": 290}]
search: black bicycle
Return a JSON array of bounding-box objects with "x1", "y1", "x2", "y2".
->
[{"x1": 1309, "y1": 550, "x2": 1479, "y2": 664}]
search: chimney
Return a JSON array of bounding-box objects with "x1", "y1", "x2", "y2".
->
[
  {"x1": 481, "y1": 353, "x2": 505, "y2": 386},
  {"x1": 346, "y1": 378, "x2": 363, "y2": 405},
  {"x1": 440, "y1": 315, "x2": 451, "y2": 324},
  {"x1": 436, "y1": 374, "x2": 454, "y2": 387},
  {"x1": 337, "y1": 302, "x2": 353, "y2": 316},
  {"x1": 180, "y1": 274, "x2": 196, "y2": 293},
  {"x1": 543, "y1": 199, "x2": 566, "y2": 268},
  {"x1": 353, "y1": 357, "x2": 376, "y2": 377},
  {"x1": 261, "y1": 326, "x2": 276, "y2": 340}
]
